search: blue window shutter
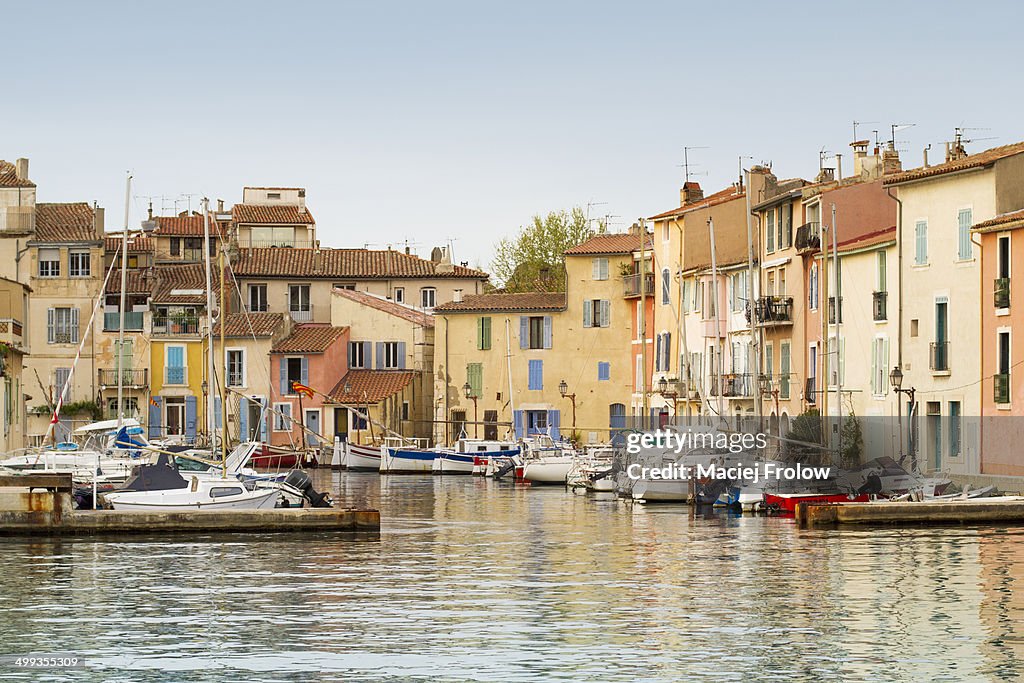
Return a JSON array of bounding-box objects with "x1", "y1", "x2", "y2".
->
[
  {"x1": 513, "y1": 410, "x2": 524, "y2": 439},
  {"x1": 543, "y1": 316, "x2": 552, "y2": 348},
  {"x1": 376, "y1": 342, "x2": 384, "y2": 369},
  {"x1": 549, "y1": 409, "x2": 561, "y2": 440},
  {"x1": 184, "y1": 395, "x2": 197, "y2": 439},
  {"x1": 363, "y1": 341, "x2": 372, "y2": 369},
  {"x1": 519, "y1": 316, "x2": 528, "y2": 349},
  {"x1": 583, "y1": 301, "x2": 592, "y2": 328},
  {"x1": 279, "y1": 358, "x2": 288, "y2": 395},
  {"x1": 148, "y1": 397, "x2": 162, "y2": 439},
  {"x1": 655, "y1": 333, "x2": 662, "y2": 372},
  {"x1": 259, "y1": 398, "x2": 269, "y2": 442},
  {"x1": 214, "y1": 396, "x2": 222, "y2": 429},
  {"x1": 598, "y1": 362, "x2": 610, "y2": 381},
  {"x1": 300, "y1": 357, "x2": 309, "y2": 385},
  {"x1": 397, "y1": 341, "x2": 406, "y2": 369},
  {"x1": 600, "y1": 300, "x2": 610, "y2": 327},
  {"x1": 528, "y1": 359, "x2": 543, "y2": 390},
  {"x1": 239, "y1": 397, "x2": 249, "y2": 440}
]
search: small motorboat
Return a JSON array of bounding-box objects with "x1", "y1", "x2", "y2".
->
[
  {"x1": 435, "y1": 439, "x2": 521, "y2": 475},
  {"x1": 102, "y1": 455, "x2": 281, "y2": 511},
  {"x1": 521, "y1": 435, "x2": 576, "y2": 485},
  {"x1": 763, "y1": 491, "x2": 873, "y2": 513}
]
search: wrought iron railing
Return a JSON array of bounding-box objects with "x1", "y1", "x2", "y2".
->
[
  {"x1": 930, "y1": 341, "x2": 950, "y2": 372},
  {"x1": 623, "y1": 272, "x2": 655, "y2": 298},
  {"x1": 994, "y1": 373, "x2": 1011, "y2": 404},
  {"x1": 152, "y1": 316, "x2": 200, "y2": 335},
  {"x1": 754, "y1": 296, "x2": 793, "y2": 324},
  {"x1": 873, "y1": 291, "x2": 887, "y2": 321},
  {"x1": 98, "y1": 368, "x2": 148, "y2": 387},
  {"x1": 995, "y1": 277, "x2": 1011, "y2": 309}
]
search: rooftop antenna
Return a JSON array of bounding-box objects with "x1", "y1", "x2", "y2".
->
[
  {"x1": 955, "y1": 126, "x2": 997, "y2": 145},
  {"x1": 890, "y1": 123, "x2": 916, "y2": 148},
  {"x1": 601, "y1": 214, "x2": 621, "y2": 232},
  {"x1": 737, "y1": 155, "x2": 754, "y2": 188},
  {"x1": 680, "y1": 146, "x2": 710, "y2": 183},
  {"x1": 586, "y1": 201, "x2": 607, "y2": 232},
  {"x1": 852, "y1": 120, "x2": 879, "y2": 142},
  {"x1": 818, "y1": 147, "x2": 835, "y2": 171},
  {"x1": 179, "y1": 193, "x2": 199, "y2": 214}
]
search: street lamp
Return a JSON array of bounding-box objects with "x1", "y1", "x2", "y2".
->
[
  {"x1": 463, "y1": 381, "x2": 479, "y2": 438},
  {"x1": 657, "y1": 377, "x2": 679, "y2": 418},
  {"x1": 890, "y1": 366, "x2": 917, "y2": 471},
  {"x1": 558, "y1": 379, "x2": 577, "y2": 435}
]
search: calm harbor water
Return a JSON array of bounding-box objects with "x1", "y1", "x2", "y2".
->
[{"x1": 3, "y1": 472, "x2": 1024, "y2": 682}]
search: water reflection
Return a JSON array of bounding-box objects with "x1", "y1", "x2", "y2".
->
[{"x1": 1, "y1": 472, "x2": 1023, "y2": 681}]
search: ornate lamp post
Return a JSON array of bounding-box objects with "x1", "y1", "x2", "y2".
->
[
  {"x1": 890, "y1": 366, "x2": 917, "y2": 471},
  {"x1": 462, "y1": 381, "x2": 479, "y2": 438},
  {"x1": 558, "y1": 379, "x2": 577, "y2": 433}
]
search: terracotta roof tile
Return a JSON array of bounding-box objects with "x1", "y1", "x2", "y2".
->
[
  {"x1": 271, "y1": 324, "x2": 348, "y2": 353},
  {"x1": 565, "y1": 233, "x2": 652, "y2": 255},
  {"x1": 649, "y1": 185, "x2": 745, "y2": 220},
  {"x1": 213, "y1": 312, "x2": 286, "y2": 337},
  {"x1": 234, "y1": 247, "x2": 488, "y2": 280},
  {"x1": 327, "y1": 369, "x2": 416, "y2": 404},
  {"x1": 332, "y1": 288, "x2": 434, "y2": 327},
  {"x1": 434, "y1": 292, "x2": 566, "y2": 313},
  {"x1": 33, "y1": 202, "x2": 98, "y2": 242},
  {"x1": 152, "y1": 262, "x2": 227, "y2": 304},
  {"x1": 0, "y1": 160, "x2": 35, "y2": 188},
  {"x1": 232, "y1": 204, "x2": 315, "y2": 225},
  {"x1": 104, "y1": 234, "x2": 154, "y2": 253},
  {"x1": 885, "y1": 141, "x2": 1024, "y2": 186},
  {"x1": 972, "y1": 208, "x2": 1024, "y2": 233},
  {"x1": 152, "y1": 214, "x2": 223, "y2": 236},
  {"x1": 837, "y1": 226, "x2": 897, "y2": 251},
  {"x1": 105, "y1": 269, "x2": 155, "y2": 295}
]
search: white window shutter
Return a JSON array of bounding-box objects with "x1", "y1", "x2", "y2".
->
[{"x1": 600, "y1": 300, "x2": 610, "y2": 327}]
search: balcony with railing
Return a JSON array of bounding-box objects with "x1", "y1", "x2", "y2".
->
[
  {"x1": 152, "y1": 315, "x2": 200, "y2": 336},
  {"x1": 623, "y1": 272, "x2": 655, "y2": 298},
  {"x1": 805, "y1": 376, "x2": 817, "y2": 403},
  {"x1": 795, "y1": 222, "x2": 821, "y2": 251},
  {"x1": 289, "y1": 305, "x2": 314, "y2": 322},
  {"x1": 995, "y1": 277, "x2": 1011, "y2": 309},
  {"x1": 754, "y1": 296, "x2": 794, "y2": 325},
  {"x1": 164, "y1": 366, "x2": 188, "y2": 386},
  {"x1": 1, "y1": 206, "x2": 35, "y2": 233},
  {"x1": 98, "y1": 368, "x2": 148, "y2": 388},
  {"x1": 994, "y1": 373, "x2": 1011, "y2": 404},
  {"x1": 873, "y1": 291, "x2": 887, "y2": 321},
  {"x1": 721, "y1": 373, "x2": 754, "y2": 398},
  {"x1": 103, "y1": 311, "x2": 145, "y2": 331},
  {"x1": 930, "y1": 341, "x2": 950, "y2": 372},
  {"x1": 828, "y1": 296, "x2": 843, "y2": 324}
]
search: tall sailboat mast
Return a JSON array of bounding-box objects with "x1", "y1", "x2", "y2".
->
[
  {"x1": 116, "y1": 172, "x2": 131, "y2": 433},
  {"x1": 201, "y1": 198, "x2": 218, "y2": 470}
]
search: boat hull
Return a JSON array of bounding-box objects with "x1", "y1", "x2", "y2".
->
[
  {"x1": 763, "y1": 492, "x2": 872, "y2": 513},
  {"x1": 104, "y1": 486, "x2": 280, "y2": 511},
  {"x1": 522, "y1": 458, "x2": 574, "y2": 484},
  {"x1": 343, "y1": 443, "x2": 382, "y2": 471},
  {"x1": 381, "y1": 447, "x2": 440, "y2": 473}
]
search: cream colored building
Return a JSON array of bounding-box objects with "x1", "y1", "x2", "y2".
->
[
  {"x1": 0, "y1": 275, "x2": 31, "y2": 452},
  {"x1": 433, "y1": 234, "x2": 636, "y2": 445},
  {"x1": 884, "y1": 140, "x2": 1024, "y2": 475},
  {"x1": 329, "y1": 288, "x2": 435, "y2": 443}
]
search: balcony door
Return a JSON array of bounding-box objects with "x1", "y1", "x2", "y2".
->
[
  {"x1": 116, "y1": 339, "x2": 133, "y2": 385},
  {"x1": 166, "y1": 397, "x2": 185, "y2": 436},
  {"x1": 935, "y1": 299, "x2": 948, "y2": 370}
]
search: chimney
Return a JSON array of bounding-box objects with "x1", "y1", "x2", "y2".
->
[
  {"x1": 850, "y1": 140, "x2": 869, "y2": 177},
  {"x1": 453, "y1": 288, "x2": 463, "y2": 303},
  {"x1": 93, "y1": 206, "x2": 105, "y2": 238},
  {"x1": 436, "y1": 245, "x2": 455, "y2": 274},
  {"x1": 405, "y1": 245, "x2": 411, "y2": 255},
  {"x1": 882, "y1": 141, "x2": 902, "y2": 175},
  {"x1": 680, "y1": 182, "x2": 704, "y2": 205},
  {"x1": 836, "y1": 153, "x2": 843, "y2": 183},
  {"x1": 217, "y1": 199, "x2": 224, "y2": 212},
  {"x1": 313, "y1": 249, "x2": 323, "y2": 272},
  {"x1": 923, "y1": 144, "x2": 931, "y2": 168},
  {"x1": 815, "y1": 167, "x2": 835, "y2": 183},
  {"x1": 14, "y1": 158, "x2": 28, "y2": 181}
]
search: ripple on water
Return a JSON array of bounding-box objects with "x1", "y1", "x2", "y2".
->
[{"x1": 3, "y1": 473, "x2": 1024, "y2": 681}]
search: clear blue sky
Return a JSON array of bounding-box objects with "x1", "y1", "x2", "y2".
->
[{"x1": 4, "y1": 0, "x2": 1019, "y2": 270}]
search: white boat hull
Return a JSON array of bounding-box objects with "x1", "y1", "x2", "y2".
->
[
  {"x1": 630, "y1": 478, "x2": 690, "y2": 502},
  {"x1": 381, "y1": 447, "x2": 439, "y2": 473},
  {"x1": 104, "y1": 485, "x2": 280, "y2": 511},
  {"x1": 343, "y1": 443, "x2": 382, "y2": 471},
  {"x1": 522, "y1": 458, "x2": 574, "y2": 484},
  {"x1": 432, "y1": 452, "x2": 475, "y2": 475}
]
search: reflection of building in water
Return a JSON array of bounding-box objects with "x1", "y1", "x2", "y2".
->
[{"x1": 978, "y1": 530, "x2": 1024, "y2": 678}]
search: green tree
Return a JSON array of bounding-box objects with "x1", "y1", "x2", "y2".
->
[{"x1": 490, "y1": 207, "x2": 594, "y2": 292}]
